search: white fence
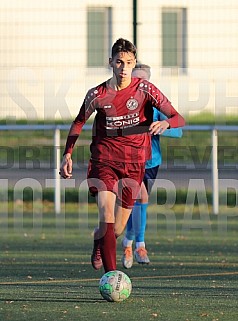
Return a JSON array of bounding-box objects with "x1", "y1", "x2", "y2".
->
[{"x1": 0, "y1": 124, "x2": 237, "y2": 214}]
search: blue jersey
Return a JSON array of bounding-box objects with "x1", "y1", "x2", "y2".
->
[{"x1": 145, "y1": 108, "x2": 183, "y2": 169}]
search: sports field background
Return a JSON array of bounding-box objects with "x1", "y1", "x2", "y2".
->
[
  {"x1": 0, "y1": 116, "x2": 238, "y2": 320},
  {"x1": 1, "y1": 1, "x2": 238, "y2": 319},
  {"x1": 0, "y1": 202, "x2": 237, "y2": 321}
]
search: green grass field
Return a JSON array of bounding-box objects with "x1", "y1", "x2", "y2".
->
[{"x1": 0, "y1": 203, "x2": 238, "y2": 321}]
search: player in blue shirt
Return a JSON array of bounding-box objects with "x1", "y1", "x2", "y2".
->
[{"x1": 121, "y1": 64, "x2": 183, "y2": 268}]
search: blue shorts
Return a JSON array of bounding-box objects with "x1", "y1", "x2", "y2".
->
[{"x1": 143, "y1": 165, "x2": 159, "y2": 195}]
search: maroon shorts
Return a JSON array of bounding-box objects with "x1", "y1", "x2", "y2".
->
[{"x1": 87, "y1": 159, "x2": 145, "y2": 209}]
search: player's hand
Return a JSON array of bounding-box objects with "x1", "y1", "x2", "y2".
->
[
  {"x1": 59, "y1": 153, "x2": 73, "y2": 179},
  {"x1": 149, "y1": 120, "x2": 170, "y2": 135}
]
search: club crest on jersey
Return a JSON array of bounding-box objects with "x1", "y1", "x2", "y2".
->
[{"x1": 126, "y1": 98, "x2": 138, "y2": 110}]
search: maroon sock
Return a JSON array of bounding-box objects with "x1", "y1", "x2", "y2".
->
[{"x1": 99, "y1": 223, "x2": 117, "y2": 272}]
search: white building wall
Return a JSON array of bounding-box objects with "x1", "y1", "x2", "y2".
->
[
  {"x1": 138, "y1": 0, "x2": 238, "y2": 116},
  {"x1": 0, "y1": 0, "x2": 237, "y2": 120}
]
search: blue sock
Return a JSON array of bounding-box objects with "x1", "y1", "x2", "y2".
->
[{"x1": 133, "y1": 202, "x2": 148, "y2": 243}]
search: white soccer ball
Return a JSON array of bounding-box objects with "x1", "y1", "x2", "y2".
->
[{"x1": 99, "y1": 270, "x2": 132, "y2": 302}]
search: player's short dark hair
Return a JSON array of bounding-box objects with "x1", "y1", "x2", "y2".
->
[{"x1": 111, "y1": 38, "x2": 137, "y2": 58}]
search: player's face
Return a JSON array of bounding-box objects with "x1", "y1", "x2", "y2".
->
[{"x1": 109, "y1": 52, "x2": 136, "y2": 81}]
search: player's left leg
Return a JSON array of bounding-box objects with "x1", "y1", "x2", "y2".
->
[
  {"x1": 133, "y1": 166, "x2": 159, "y2": 264},
  {"x1": 114, "y1": 204, "x2": 132, "y2": 237},
  {"x1": 133, "y1": 202, "x2": 150, "y2": 264},
  {"x1": 115, "y1": 172, "x2": 144, "y2": 269},
  {"x1": 114, "y1": 203, "x2": 134, "y2": 269},
  {"x1": 121, "y1": 213, "x2": 135, "y2": 269},
  {"x1": 132, "y1": 182, "x2": 150, "y2": 264},
  {"x1": 125, "y1": 213, "x2": 135, "y2": 243}
]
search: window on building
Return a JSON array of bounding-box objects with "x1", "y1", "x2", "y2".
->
[
  {"x1": 162, "y1": 8, "x2": 187, "y2": 70},
  {"x1": 87, "y1": 7, "x2": 112, "y2": 67}
]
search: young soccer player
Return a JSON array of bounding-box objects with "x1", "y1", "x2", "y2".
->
[
  {"x1": 60, "y1": 38, "x2": 185, "y2": 273},
  {"x1": 121, "y1": 64, "x2": 183, "y2": 269}
]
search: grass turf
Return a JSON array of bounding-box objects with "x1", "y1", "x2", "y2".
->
[{"x1": 0, "y1": 203, "x2": 238, "y2": 321}]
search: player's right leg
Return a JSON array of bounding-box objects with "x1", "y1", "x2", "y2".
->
[
  {"x1": 92, "y1": 191, "x2": 117, "y2": 272},
  {"x1": 91, "y1": 227, "x2": 103, "y2": 270},
  {"x1": 87, "y1": 160, "x2": 118, "y2": 272}
]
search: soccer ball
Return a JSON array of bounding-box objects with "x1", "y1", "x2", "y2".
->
[{"x1": 99, "y1": 270, "x2": 132, "y2": 302}]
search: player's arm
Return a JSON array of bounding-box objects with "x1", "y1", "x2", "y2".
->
[
  {"x1": 150, "y1": 84, "x2": 185, "y2": 129},
  {"x1": 60, "y1": 92, "x2": 95, "y2": 179},
  {"x1": 155, "y1": 110, "x2": 183, "y2": 138},
  {"x1": 59, "y1": 118, "x2": 84, "y2": 179},
  {"x1": 147, "y1": 107, "x2": 169, "y2": 135},
  {"x1": 149, "y1": 119, "x2": 170, "y2": 135}
]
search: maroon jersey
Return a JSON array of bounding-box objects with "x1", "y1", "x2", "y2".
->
[{"x1": 64, "y1": 77, "x2": 185, "y2": 163}]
